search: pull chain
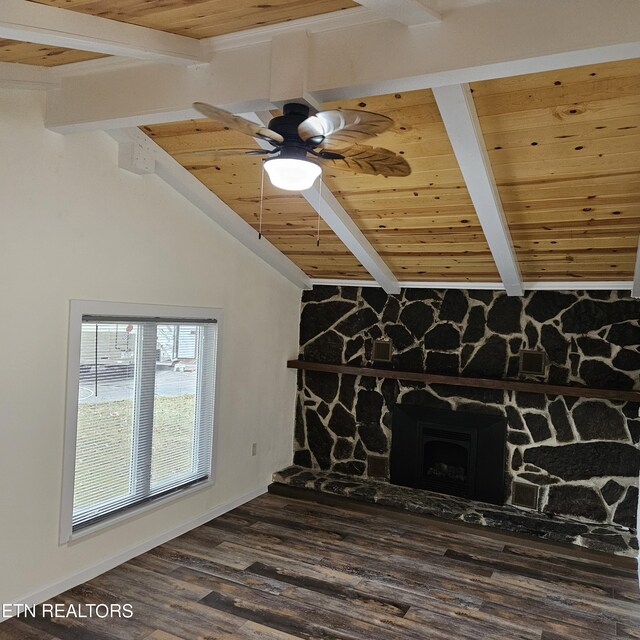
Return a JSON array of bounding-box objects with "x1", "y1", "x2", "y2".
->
[
  {"x1": 258, "y1": 162, "x2": 265, "y2": 239},
  {"x1": 316, "y1": 178, "x2": 322, "y2": 247}
]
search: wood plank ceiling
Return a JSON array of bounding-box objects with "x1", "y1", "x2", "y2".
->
[
  {"x1": 0, "y1": 0, "x2": 358, "y2": 67},
  {"x1": 1, "y1": 1, "x2": 638, "y2": 285},
  {"x1": 320, "y1": 91, "x2": 500, "y2": 281},
  {"x1": 472, "y1": 59, "x2": 640, "y2": 282},
  {"x1": 143, "y1": 87, "x2": 501, "y2": 282},
  {"x1": 0, "y1": 38, "x2": 105, "y2": 65},
  {"x1": 31, "y1": 0, "x2": 359, "y2": 38},
  {"x1": 143, "y1": 57, "x2": 640, "y2": 282}
]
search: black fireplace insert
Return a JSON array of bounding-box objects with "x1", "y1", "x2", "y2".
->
[{"x1": 390, "y1": 404, "x2": 506, "y2": 505}]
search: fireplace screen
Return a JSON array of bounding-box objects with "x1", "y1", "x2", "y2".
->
[{"x1": 423, "y1": 440, "x2": 468, "y2": 483}]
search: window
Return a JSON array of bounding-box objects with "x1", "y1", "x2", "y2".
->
[{"x1": 61, "y1": 301, "x2": 221, "y2": 542}]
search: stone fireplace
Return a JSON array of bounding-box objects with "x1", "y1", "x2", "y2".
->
[
  {"x1": 288, "y1": 286, "x2": 640, "y2": 554},
  {"x1": 390, "y1": 404, "x2": 506, "y2": 504}
]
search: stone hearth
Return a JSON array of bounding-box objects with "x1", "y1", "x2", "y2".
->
[{"x1": 273, "y1": 466, "x2": 638, "y2": 556}]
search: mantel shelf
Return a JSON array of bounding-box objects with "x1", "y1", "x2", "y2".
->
[{"x1": 287, "y1": 360, "x2": 640, "y2": 403}]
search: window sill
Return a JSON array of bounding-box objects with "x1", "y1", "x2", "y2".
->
[{"x1": 61, "y1": 477, "x2": 215, "y2": 545}]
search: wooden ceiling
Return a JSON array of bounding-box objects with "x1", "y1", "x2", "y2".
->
[
  {"x1": 0, "y1": 38, "x2": 104, "y2": 66},
  {"x1": 320, "y1": 91, "x2": 500, "y2": 281},
  {"x1": 472, "y1": 59, "x2": 640, "y2": 281},
  {"x1": 142, "y1": 88, "x2": 502, "y2": 282},
  {"x1": 0, "y1": 1, "x2": 357, "y2": 67},
  {"x1": 143, "y1": 57, "x2": 640, "y2": 283},
  {"x1": 32, "y1": 0, "x2": 358, "y2": 38}
]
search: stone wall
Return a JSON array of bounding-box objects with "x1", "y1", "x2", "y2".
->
[{"x1": 294, "y1": 286, "x2": 640, "y2": 532}]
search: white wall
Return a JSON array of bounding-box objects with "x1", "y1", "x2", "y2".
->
[{"x1": 0, "y1": 90, "x2": 301, "y2": 605}]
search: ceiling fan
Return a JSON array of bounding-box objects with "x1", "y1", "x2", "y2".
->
[{"x1": 189, "y1": 101, "x2": 411, "y2": 191}]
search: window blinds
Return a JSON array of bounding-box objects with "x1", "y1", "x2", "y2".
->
[{"x1": 72, "y1": 318, "x2": 217, "y2": 531}]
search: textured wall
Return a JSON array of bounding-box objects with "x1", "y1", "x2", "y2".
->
[{"x1": 295, "y1": 286, "x2": 640, "y2": 530}]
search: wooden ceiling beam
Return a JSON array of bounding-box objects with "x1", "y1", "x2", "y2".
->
[
  {"x1": 47, "y1": 54, "x2": 274, "y2": 134},
  {"x1": 351, "y1": 0, "x2": 441, "y2": 26},
  {"x1": 432, "y1": 83, "x2": 523, "y2": 296},
  {"x1": 45, "y1": 0, "x2": 640, "y2": 132},
  {"x1": 302, "y1": 183, "x2": 401, "y2": 294},
  {"x1": 0, "y1": 0, "x2": 208, "y2": 65},
  {"x1": 109, "y1": 127, "x2": 311, "y2": 290}
]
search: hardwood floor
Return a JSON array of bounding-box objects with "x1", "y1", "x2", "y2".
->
[{"x1": 3, "y1": 491, "x2": 639, "y2": 639}]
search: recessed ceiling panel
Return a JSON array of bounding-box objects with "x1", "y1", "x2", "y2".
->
[{"x1": 472, "y1": 58, "x2": 640, "y2": 281}]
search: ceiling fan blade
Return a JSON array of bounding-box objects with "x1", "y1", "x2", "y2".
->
[
  {"x1": 298, "y1": 109, "x2": 393, "y2": 149},
  {"x1": 193, "y1": 102, "x2": 284, "y2": 144},
  {"x1": 175, "y1": 148, "x2": 272, "y2": 158},
  {"x1": 321, "y1": 144, "x2": 411, "y2": 178}
]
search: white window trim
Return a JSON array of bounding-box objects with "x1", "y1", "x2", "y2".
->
[{"x1": 60, "y1": 300, "x2": 223, "y2": 545}]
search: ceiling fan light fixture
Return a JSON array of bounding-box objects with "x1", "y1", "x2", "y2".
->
[{"x1": 263, "y1": 157, "x2": 321, "y2": 191}]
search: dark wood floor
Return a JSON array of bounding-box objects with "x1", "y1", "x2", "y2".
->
[{"x1": 3, "y1": 491, "x2": 639, "y2": 640}]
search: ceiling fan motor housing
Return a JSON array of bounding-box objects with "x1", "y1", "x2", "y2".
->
[{"x1": 268, "y1": 103, "x2": 313, "y2": 144}]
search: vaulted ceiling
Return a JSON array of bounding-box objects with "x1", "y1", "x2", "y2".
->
[{"x1": 2, "y1": 0, "x2": 639, "y2": 295}]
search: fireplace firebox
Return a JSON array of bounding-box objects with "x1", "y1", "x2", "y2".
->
[{"x1": 390, "y1": 404, "x2": 506, "y2": 505}]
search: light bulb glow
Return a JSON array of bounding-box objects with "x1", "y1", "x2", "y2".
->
[{"x1": 263, "y1": 157, "x2": 321, "y2": 191}]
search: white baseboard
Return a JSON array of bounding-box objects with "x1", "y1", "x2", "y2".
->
[{"x1": 2, "y1": 484, "x2": 268, "y2": 622}]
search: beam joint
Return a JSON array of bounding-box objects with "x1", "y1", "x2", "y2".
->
[
  {"x1": 117, "y1": 135, "x2": 157, "y2": 175},
  {"x1": 352, "y1": 0, "x2": 441, "y2": 25}
]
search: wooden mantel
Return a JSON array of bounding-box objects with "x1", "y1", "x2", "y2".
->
[{"x1": 287, "y1": 360, "x2": 640, "y2": 403}]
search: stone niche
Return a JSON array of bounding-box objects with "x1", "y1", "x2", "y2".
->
[{"x1": 294, "y1": 286, "x2": 640, "y2": 541}]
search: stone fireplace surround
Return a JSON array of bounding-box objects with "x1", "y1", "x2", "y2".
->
[{"x1": 287, "y1": 286, "x2": 640, "y2": 555}]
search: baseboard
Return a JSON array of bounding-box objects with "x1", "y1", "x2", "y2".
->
[{"x1": 2, "y1": 484, "x2": 268, "y2": 622}]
